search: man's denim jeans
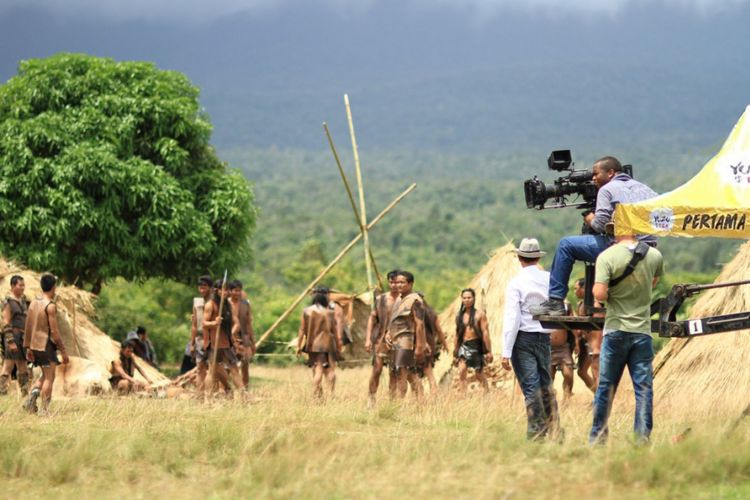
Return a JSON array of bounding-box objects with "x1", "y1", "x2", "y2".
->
[
  {"x1": 511, "y1": 332, "x2": 558, "y2": 439},
  {"x1": 549, "y1": 234, "x2": 611, "y2": 300},
  {"x1": 589, "y1": 331, "x2": 654, "y2": 443}
]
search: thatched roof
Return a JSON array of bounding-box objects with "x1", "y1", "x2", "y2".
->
[
  {"x1": 654, "y1": 240, "x2": 750, "y2": 420},
  {"x1": 0, "y1": 259, "x2": 168, "y2": 396},
  {"x1": 434, "y1": 243, "x2": 521, "y2": 387}
]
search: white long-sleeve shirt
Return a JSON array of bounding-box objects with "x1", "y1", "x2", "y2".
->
[{"x1": 502, "y1": 265, "x2": 551, "y2": 358}]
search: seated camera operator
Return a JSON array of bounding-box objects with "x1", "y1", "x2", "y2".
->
[{"x1": 531, "y1": 156, "x2": 657, "y2": 316}]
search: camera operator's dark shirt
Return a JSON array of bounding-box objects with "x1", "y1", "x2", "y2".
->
[{"x1": 591, "y1": 173, "x2": 657, "y2": 241}]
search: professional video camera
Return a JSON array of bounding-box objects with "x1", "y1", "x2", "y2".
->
[{"x1": 523, "y1": 150, "x2": 633, "y2": 211}]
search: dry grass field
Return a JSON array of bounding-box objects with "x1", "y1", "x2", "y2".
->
[{"x1": 1, "y1": 365, "x2": 750, "y2": 499}]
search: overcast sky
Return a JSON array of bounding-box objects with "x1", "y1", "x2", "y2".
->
[{"x1": 1, "y1": 0, "x2": 749, "y2": 152}]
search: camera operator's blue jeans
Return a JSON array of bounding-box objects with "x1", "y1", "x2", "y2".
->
[
  {"x1": 589, "y1": 331, "x2": 654, "y2": 444},
  {"x1": 511, "y1": 332, "x2": 559, "y2": 440},
  {"x1": 549, "y1": 234, "x2": 612, "y2": 300}
]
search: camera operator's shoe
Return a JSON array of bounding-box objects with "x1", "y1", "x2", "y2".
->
[{"x1": 530, "y1": 299, "x2": 566, "y2": 316}]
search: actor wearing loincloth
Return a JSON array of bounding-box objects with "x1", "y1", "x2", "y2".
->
[
  {"x1": 573, "y1": 278, "x2": 603, "y2": 392},
  {"x1": 203, "y1": 279, "x2": 244, "y2": 396},
  {"x1": 420, "y1": 293, "x2": 448, "y2": 395},
  {"x1": 365, "y1": 269, "x2": 400, "y2": 405},
  {"x1": 190, "y1": 275, "x2": 213, "y2": 391},
  {"x1": 550, "y1": 320, "x2": 575, "y2": 402},
  {"x1": 23, "y1": 274, "x2": 69, "y2": 414},
  {"x1": 296, "y1": 286, "x2": 343, "y2": 400},
  {"x1": 384, "y1": 271, "x2": 428, "y2": 399},
  {"x1": 229, "y1": 279, "x2": 255, "y2": 389},
  {"x1": 0, "y1": 275, "x2": 30, "y2": 396},
  {"x1": 110, "y1": 341, "x2": 152, "y2": 395},
  {"x1": 454, "y1": 288, "x2": 492, "y2": 393}
]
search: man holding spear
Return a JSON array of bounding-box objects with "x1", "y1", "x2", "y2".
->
[{"x1": 203, "y1": 276, "x2": 243, "y2": 397}]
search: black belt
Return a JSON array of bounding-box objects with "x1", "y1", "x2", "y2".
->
[{"x1": 518, "y1": 330, "x2": 547, "y2": 336}]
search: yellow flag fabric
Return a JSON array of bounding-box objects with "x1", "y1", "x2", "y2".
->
[{"x1": 614, "y1": 105, "x2": 750, "y2": 238}]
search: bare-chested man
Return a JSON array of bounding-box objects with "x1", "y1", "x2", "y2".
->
[
  {"x1": 23, "y1": 274, "x2": 69, "y2": 414},
  {"x1": 419, "y1": 293, "x2": 449, "y2": 396},
  {"x1": 296, "y1": 286, "x2": 342, "y2": 400},
  {"x1": 229, "y1": 280, "x2": 255, "y2": 389},
  {"x1": 190, "y1": 275, "x2": 213, "y2": 391},
  {"x1": 0, "y1": 275, "x2": 30, "y2": 396},
  {"x1": 574, "y1": 278, "x2": 602, "y2": 392},
  {"x1": 365, "y1": 269, "x2": 400, "y2": 405},
  {"x1": 454, "y1": 288, "x2": 493, "y2": 393},
  {"x1": 110, "y1": 341, "x2": 152, "y2": 395},
  {"x1": 384, "y1": 271, "x2": 428, "y2": 399},
  {"x1": 203, "y1": 279, "x2": 243, "y2": 396}
]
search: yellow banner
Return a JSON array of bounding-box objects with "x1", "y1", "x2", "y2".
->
[{"x1": 614, "y1": 105, "x2": 750, "y2": 239}]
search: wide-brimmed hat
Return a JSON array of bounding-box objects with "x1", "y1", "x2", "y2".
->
[{"x1": 515, "y1": 238, "x2": 546, "y2": 258}]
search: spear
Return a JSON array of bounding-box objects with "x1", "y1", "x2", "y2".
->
[{"x1": 206, "y1": 269, "x2": 228, "y2": 392}]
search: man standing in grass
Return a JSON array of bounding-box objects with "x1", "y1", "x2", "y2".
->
[
  {"x1": 23, "y1": 274, "x2": 69, "y2": 414},
  {"x1": 454, "y1": 288, "x2": 493, "y2": 394},
  {"x1": 501, "y1": 238, "x2": 559, "y2": 440},
  {"x1": 384, "y1": 271, "x2": 428, "y2": 399},
  {"x1": 0, "y1": 275, "x2": 30, "y2": 396},
  {"x1": 365, "y1": 269, "x2": 400, "y2": 405},
  {"x1": 590, "y1": 230, "x2": 663, "y2": 444},
  {"x1": 203, "y1": 279, "x2": 243, "y2": 396},
  {"x1": 190, "y1": 275, "x2": 213, "y2": 391},
  {"x1": 229, "y1": 279, "x2": 255, "y2": 389}
]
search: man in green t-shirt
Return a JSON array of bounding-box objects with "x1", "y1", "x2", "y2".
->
[{"x1": 590, "y1": 233, "x2": 663, "y2": 444}]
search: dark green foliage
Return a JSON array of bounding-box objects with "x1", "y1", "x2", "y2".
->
[{"x1": 0, "y1": 53, "x2": 256, "y2": 288}]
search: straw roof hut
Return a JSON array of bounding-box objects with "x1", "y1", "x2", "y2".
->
[
  {"x1": 434, "y1": 243, "x2": 521, "y2": 388},
  {"x1": 0, "y1": 259, "x2": 168, "y2": 396},
  {"x1": 653, "y1": 241, "x2": 750, "y2": 420}
]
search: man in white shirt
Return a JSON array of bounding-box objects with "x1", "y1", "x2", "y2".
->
[{"x1": 501, "y1": 238, "x2": 559, "y2": 440}]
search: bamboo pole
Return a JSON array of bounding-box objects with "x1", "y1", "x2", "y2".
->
[
  {"x1": 344, "y1": 94, "x2": 376, "y2": 309},
  {"x1": 255, "y1": 183, "x2": 417, "y2": 348},
  {"x1": 322, "y1": 122, "x2": 384, "y2": 291}
]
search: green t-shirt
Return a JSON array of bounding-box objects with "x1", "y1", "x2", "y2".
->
[{"x1": 595, "y1": 243, "x2": 664, "y2": 334}]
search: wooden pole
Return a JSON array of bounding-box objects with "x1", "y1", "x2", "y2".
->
[
  {"x1": 344, "y1": 94, "x2": 376, "y2": 309},
  {"x1": 256, "y1": 183, "x2": 417, "y2": 348},
  {"x1": 322, "y1": 122, "x2": 384, "y2": 291}
]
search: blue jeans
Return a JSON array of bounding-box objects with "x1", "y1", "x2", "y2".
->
[
  {"x1": 549, "y1": 234, "x2": 611, "y2": 300},
  {"x1": 589, "y1": 331, "x2": 654, "y2": 444},
  {"x1": 511, "y1": 332, "x2": 559, "y2": 439}
]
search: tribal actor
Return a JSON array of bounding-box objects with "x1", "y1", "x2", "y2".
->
[
  {"x1": 190, "y1": 275, "x2": 213, "y2": 391},
  {"x1": 229, "y1": 280, "x2": 255, "y2": 389},
  {"x1": 203, "y1": 279, "x2": 243, "y2": 396},
  {"x1": 0, "y1": 275, "x2": 30, "y2": 396},
  {"x1": 384, "y1": 271, "x2": 428, "y2": 399},
  {"x1": 23, "y1": 274, "x2": 69, "y2": 414},
  {"x1": 574, "y1": 278, "x2": 602, "y2": 392},
  {"x1": 454, "y1": 288, "x2": 492, "y2": 394},
  {"x1": 296, "y1": 287, "x2": 343, "y2": 400},
  {"x1": 421, "y1": 294, "x2": 449, "y2": 396},
  {"x1": 110, "y1": 341, "x2": 152, "y2": 395},
  {"x1": 365, "y1": 269, "x2": 400, "y2": 405}
]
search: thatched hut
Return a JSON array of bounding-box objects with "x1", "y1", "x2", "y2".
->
[
  {"x1": 653, "y1": 241, "x2": 750, "y2": 420},
  {"x1": 434, "y1": 243, "x2": 521, "y2": 388},
  {"x1": 0, "y1": 259, "x2": 168, "y2": 396}
]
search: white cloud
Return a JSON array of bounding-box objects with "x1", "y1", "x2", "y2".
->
[{"x1": 1, "y1": 0, "x2": 747, "y2": 23}]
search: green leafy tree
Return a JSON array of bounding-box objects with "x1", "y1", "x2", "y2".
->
[{"x1": 0, "y1": 53, "x2": 256, "y2": 291}]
